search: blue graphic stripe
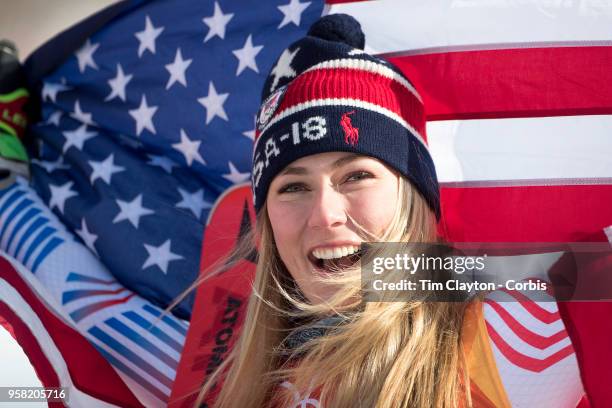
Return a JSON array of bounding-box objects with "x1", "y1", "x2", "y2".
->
[
  {"x1": 0, "y1": 198, "x2": 33, "y2": 244},
  {"x1": 66, "y1": 272, "x2": 116, "y2": 285},
  {"x1": 15, "y1": 217, "x2": 48, "y2": 260},
  {"x1": 105, "y1": 317, "x2": 178, "y2": 369},
  {"x1": 0, "y1": 189, "x2": 25, "y2": 217},
  {"x1": 123, "y1": 311, "x2": 183, "y2": 353},
  {"x1": 142, "y1": 304, "x2": 187, "y2": 336},
  {"x1": 0, "y1": 181, "x2": 18, "y2": 199},
  {"x1": 92, "y1": 344, "x2": 169, "y2": 403},
  {"x1": 6, "y1": 208, "x2": 42, "y2": 252},
  {"x1": 31, "y1": 237, "x2": 63, "y2": 273},
  {"x1": 22, "y1": 226, "x2": 56, "y2": 266},
  {"x1": 89, "y1": 326, "x2": 173, "y2": 389}
]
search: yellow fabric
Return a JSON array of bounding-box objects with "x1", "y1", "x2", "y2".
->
[{"x1": 461, "y1": 299, "x2": 512, "y2": 408}]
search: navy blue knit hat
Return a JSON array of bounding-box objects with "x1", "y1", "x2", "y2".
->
[{"x1": 252, "y1": 13, "x2": 440, "y2": 219}]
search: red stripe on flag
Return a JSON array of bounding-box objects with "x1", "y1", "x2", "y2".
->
[
  {"x1": 485, "y1": 321, "x2": 575, "y2": 372},
  {"x1": 0, "y1": 257, "x2": 144, "y2": 407},
  {"x1": 439, "y1": 184, "x2": 612, "y2": 242},
  {"x1": 0, "y1": 302, "x2": 64, "y2": 408},
  {"x1": 388, "y1": 46, "x2": 612, "y2": 120},
  {"x1": 496, "y1": 290, "x2": 561, "y2": 324},
  {"x1": 0, "y1": 316, "x2": 15, "y2": 338},
  {"x1": 277, "y1": 67, "x2": 426, "y2": 137},
  {"x1": 484, "y1": 300, "x2": 568, "y2": 349}
]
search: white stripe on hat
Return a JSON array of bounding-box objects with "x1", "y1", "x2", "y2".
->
[{"x1": 254, "y1": 97, "x2": 427, "y2": 159}]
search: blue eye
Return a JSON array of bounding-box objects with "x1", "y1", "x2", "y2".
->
[
  {"x1": 277, "y1": 171, "x2": 372, "y2": 194},
  {"x1": 345, "y1": 171, "x2": 372, "y2": 182},
  {"x1": 278, "y1": 183, "x2": 306, "y2": 194}
]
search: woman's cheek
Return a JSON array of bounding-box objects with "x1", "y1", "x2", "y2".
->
[
  {"x1": 270, "y1": 202, "x2": 304, "y2": 243},
  {"x1": 351, "y1": 189, "x2": 396, "y2": 233}
]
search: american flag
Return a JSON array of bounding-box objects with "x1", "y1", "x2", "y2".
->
[
  {"x1": 0, "y1": 0, "x2": 611, "y2": 407},
  {"x1": 28, "y1": 0, "x2": 323, "y2": 321}
]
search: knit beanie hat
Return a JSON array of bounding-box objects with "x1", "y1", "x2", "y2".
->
[{"x1": 252, "y1": 13, "x2": 440, "y2": 220}]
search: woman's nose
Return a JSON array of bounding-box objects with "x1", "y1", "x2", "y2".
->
[{"x1": 306, "y1": 184, "x2": 347, "y2": 229}]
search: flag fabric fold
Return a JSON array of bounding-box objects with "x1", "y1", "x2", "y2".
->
[{"x1": 0, "y1": 0, "x2": 610, "y2": 407}]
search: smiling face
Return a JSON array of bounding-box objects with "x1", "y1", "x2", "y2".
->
[{"x1": 266, "y1": 151, "x2": 400, "y2": 304}]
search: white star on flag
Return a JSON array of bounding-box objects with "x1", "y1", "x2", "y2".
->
[
  {"x1": 71, "y1": 100, "x2": 96, "y2": 126},
  {"x1": 41, "y1": 82, "x2": 71, "y2": 103},
  {"x1": 76, "y1": 219, "x2": 98, "y2": 255},
  {"x1": 203, "y1": 1, "x2": 234, "y2": 42},
  {"x1": 172, "y1": 129, "x2": 206, "y2": 166},
  {"x1": 176, "y1": 188, "x2": 212, "y2": 219},
  {"x1": 165, "y1": 48, "x2": 193, "y2": 90},
  {"x1": 75, "y1": 38, "x2": 99, "y2": 73},
  {"x1": 62, "y1": 124, "x2": 97, "y2": 152},
  {"x1": 142, "y1": 239, "x2": 183, "y2": 275},
  {"x1": 147, "y1": 154, "x2": 177, "y2": 174},
  {"x1": 46, "y1": 111, "x2": 63, "y2": 126},
  {"x1": 49, "y1": 181, "x2": 78, "y2": 214},
  {"x1": 223, "y1": 161, "x2": 250, "y2": 184},
  {"x1": 232, "y1": 34, "x2": 264, "y2": 75},
  {"x1": 113, "y1": 194, "x2": 155, "y2": 229},
  {"x1": 135, "y1": 15, "x2": 164, "y2": 58},
  {"x1": 197, "y1": 81, "x2": 229, "y2": 124},
  {"x1": 31, "y1": 157, "x2": 70, "y2": 173},
  {"x1": 129, "y1": 94, "x2": 158, "y2": 136},
  {"x1": 242, "y1": 128, "x2": 255, "y2": 141},
  {"x1": 105, "y1": 63, "x2": 133, "y2": 102},
  {"x1": 270, "y1": 46, "x2": 299, "y2": 92},
  {"x1": 89, "y1": 154, "x2": 125, "y2": 185},
  {"x1": 277, "y1": 0, "x2": 311, "y2": 29}
]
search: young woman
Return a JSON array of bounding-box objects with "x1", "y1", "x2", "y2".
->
[{"x1": 188, "y1": 13, "x2": 586, "y2": 408}]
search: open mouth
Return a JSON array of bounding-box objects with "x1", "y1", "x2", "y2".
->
[{"x1": 308, "y1": 250, "x2": 362, "y2": 273}]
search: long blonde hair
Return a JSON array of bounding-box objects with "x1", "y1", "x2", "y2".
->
[{"x1": 175, "y1": 175, "x2": 470, "y2": 408}]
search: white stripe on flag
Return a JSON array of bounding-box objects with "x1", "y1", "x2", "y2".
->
[
  {"x1": 427, "y1": 115, "x2": 612, "y2": 183},
  {"x1": 326, "y1": 0, "x2": 612, "y2": 54}
]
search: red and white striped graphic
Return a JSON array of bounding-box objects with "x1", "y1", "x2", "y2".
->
[
  {"x1": 484, "y1": 286, "x2": 584, "y2": 408},
  {"x1": 0, "y1": 253, "x2": 144, "y2": 407}
]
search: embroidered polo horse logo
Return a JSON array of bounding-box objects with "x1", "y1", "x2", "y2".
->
[{"x1": 340, "y1": 111, "x2": 359, "y2": 146}]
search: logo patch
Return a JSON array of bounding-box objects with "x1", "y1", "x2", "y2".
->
[
  {"x1": 256, "y1": 85, "x2": 287, "y2": 131},
  {"x1": 340, "y1": 111, "x2": 359, "y2": 146}
]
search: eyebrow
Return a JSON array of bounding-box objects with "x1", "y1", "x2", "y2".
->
[{"x1": 279, "y1": 153, "x2": 362, "y2": 176}]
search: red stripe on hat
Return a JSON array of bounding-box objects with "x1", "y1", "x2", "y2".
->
[
  {"x1": 388, "y1": 46, "x2": 612, "y2": 121},
  {"x1": 276, "y1": 67, "x2": 426, "y2": 139}
]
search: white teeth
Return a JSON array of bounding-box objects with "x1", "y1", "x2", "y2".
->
[
  {"x1": 333, "y1": 247, "x2": 343, "y2": 259},
  {"x1": 312, "y1": 245, "x2": 360, "y2": 260}
]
